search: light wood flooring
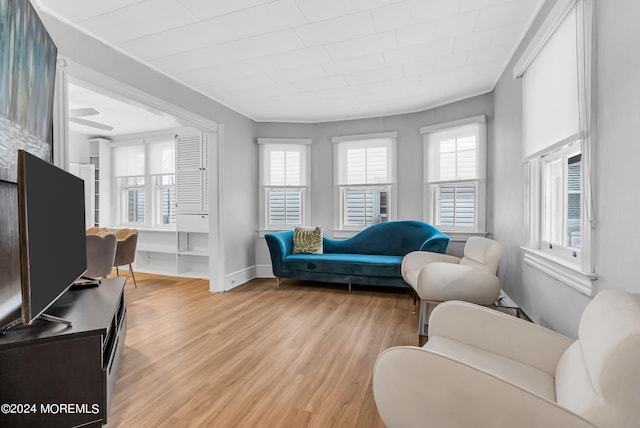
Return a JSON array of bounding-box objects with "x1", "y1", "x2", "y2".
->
[{"x1": 106, "y1": 272, "x2": 419, "y2": 427}]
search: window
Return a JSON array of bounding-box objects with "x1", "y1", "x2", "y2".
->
[
  {"x1": 541, "y1": 145, "x2": 581, "y2": 260},
  {"x1": 514, "y1": 0, "x2": 595, "y2": 293},
  {"x1": 122, "y1": 176, "x2": 145, "y2": 224},
  {"x1": 333, "y1": 132, "x2": 397, "y2": 232},
  {"x1": 149, "y1": 139, "x2": 176, "y2": 226},
  {"x1": 114, "y1": 144, "x2": 146, "y2": 226},
  {"x1": 421, "y1": 117, "x2": 486, "y2": 233},
  {"x1": 155, "y1": 174, "x2": 176, "y2": 226},
  {"x1": 258, "y1": 138, "x2": 311, "y2": 230},
  {"x1": 113, "y1": 136, "x2": 176, "y2": 228}
]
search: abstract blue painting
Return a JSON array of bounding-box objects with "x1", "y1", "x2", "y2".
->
[{"x1": 0, "y1": 0, "x2": 57, "y2": 182}]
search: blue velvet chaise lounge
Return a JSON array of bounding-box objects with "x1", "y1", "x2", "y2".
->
[{"x1": 264, "y1": 221, "x2": 449, "y2": 289}]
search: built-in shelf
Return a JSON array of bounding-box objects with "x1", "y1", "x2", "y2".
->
[
  {"x1": 137, "y1": 244, "x2": 177, "y2": 254},
  {"x1": 177, "y1": 249, "x2": 209, "y2": 257},
  {"x1": 130, "y1": 225, "x2": 211, "y2": 282}
]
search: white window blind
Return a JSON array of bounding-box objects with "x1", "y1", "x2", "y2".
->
[
  {"x1": 426, "y1": 125, "x2": 478, "y2": 183},
  {"x1": 114, "y1": 144, "x2": 144, "y2": 177},
  {"x1": 148, "y1": 139, "x2": 175, "y2": 175},
  {"x1": 269, "y1": 150, "x2": 301, "y2": 186},
  {"x1": 522, "y1": 6, "x2": 579, "y2": 160},
  {"x1": 336, "y1": 138, "x2": 395, "y2": 186}
]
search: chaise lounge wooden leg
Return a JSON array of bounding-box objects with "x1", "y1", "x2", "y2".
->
[
  {"x1": 275, "y1": 277, "x2": 280, "y2": 288},
  {"x1": 116, "y1": 266, "x2": 120, "y2": 277},
  {"x1": 348, "y1": 283, "x2": 352, "y2": 292}
]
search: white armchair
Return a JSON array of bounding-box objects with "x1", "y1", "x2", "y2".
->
[
  {"x1": 402, "y1": 236, "x2": 502, "y2": 336},
  {"x1": 373, "y1": 289, "x2": 640, "y2": 428}
]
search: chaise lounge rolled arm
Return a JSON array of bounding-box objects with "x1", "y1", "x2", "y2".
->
[{"x1": 265, "y1": 230, "x2": 295, "y2": 278}]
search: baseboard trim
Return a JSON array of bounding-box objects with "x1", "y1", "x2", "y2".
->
[
  {"x1": 224, "y1": 266, "x2": 256, "y2": 291},
  {"x1": 223, "y1": 264, "x2": 275, "y2": 290},
  {"x1": 255, "y1": 264, "x2": 275, "y2": 278}
]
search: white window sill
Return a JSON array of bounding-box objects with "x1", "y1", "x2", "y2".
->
[
  {"x1": 257, "y1": 228, "x2": 295, "y2": 238},
  {"x1": 521, "y1": 247, "x2": 597, "y2": 297},
  {"x1": 332, "y1": 229, "x2": 360, "y2": 239},
  {"x1": 440, "y1": 231, "x2": 488, "y2": 242},
  {"x1": 331, "y1": 229, "x2": 488, "y2": 241},
  {"x1": 108, "y1": 226, "x2": 176, "y2": 233}
]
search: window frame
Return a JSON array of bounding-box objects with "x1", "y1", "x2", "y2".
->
[
  {"x1": 257, "y1": 138, "x2": 311, "y2": 232},
  {"x1": 119, "y1": 175, "x2": 146, "y2": 226},
  {"x1": 153, "y1": 173, "x2": 177, "y2": 227},
  {"x1": 540, "y1": 144, "x2": 582, "y2": 262},
  {"x1": 515, "y1": 0, "x2": 596, "y2": 295},
  {"x1": 112, "y1": 134, "x2": 177, "y2": 229},
  {"x1": 332, "y1": 132, "x2": 397, "y2": 236},
  {"x1": 421, "y1": 116, "x2": 487, "y2": 235}
]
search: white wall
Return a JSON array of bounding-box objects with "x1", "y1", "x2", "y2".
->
[
  {"x1": 256, "y1": 94, "x2": 494, "y2": 269},
  {"x1": 67, "y1": 131, "x2": 89, "y2": 164},
  {"x1": 491, "y1": 0, "x2": 640, "y2": 338},
  {"x1": 38, "y1": 11, "x2": 259, "y2": 282}
]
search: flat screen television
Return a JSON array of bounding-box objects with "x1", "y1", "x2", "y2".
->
[{"x1": 17, "y1": 150, "x2": 87, "y2": 325}]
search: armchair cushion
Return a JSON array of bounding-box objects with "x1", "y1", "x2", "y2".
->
[
  {"x1": 85, "y1": 233, "x2": 117, "y2": 278},
  {"x1": 460, "y1": 236, "x2": 502, "y2": 273},
  {"x1": 429, "y1": 301, "x2": 573, "y2": 376},
  {"x1": 114, "y1": 231, "x2": 138, "y2": 267},
  {"x1": 425, "y1": 336, "x2": 556, "y2": 401},
  {"x1": 373, "y1": 346, "x2": 596, "y2": 428},
  {"x1": 417, "y1": 263, "x2": 501, "y2": 305}
]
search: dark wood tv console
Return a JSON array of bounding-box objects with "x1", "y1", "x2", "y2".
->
[{"x1": 0, "y1": 277, "x2": 126, "y2": 427}]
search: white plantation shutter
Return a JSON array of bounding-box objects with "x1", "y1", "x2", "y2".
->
[
  {"x1": 346, "y1": 149, "x2": 365, "y2": 184},
  {"x1": 333, "y1": 133, "x2": 397, "y2": 229},
  {"x1": 202, "y1": 132, "x2": 210, "y2": 211},
  {"x1": 268, "y1": 150, "x2": 301, "y2": 186},
  {"x1": 258, "y1": 139, "x2": 311, "y2": 229},
  {"x1": 437, "y1": 184, "x2": 476, "y2": 227},
  {"x1": 422, "y1": 117, "x2": 485, "y2": 231},
  {"x1": 335, "y1": 137, "x2": 395, "y2": 186},
  {"x1": 268, "y1": 190, "x2": 302, "y2": 225},
  {"x1": 426, "y1": 125, "x2": 478, "y2": 182},
  {"x1": 427, "y1": 124, "x2": 479, "y2": 229},
  {"x1": 176, "y1": 132, "x2": 205, "y2": 213},
  {"x1": 343, "y1": 188, "x2": 389, "y2": 226},
  {"x1": 263, "y1": 144, "x2": 307, "y2": 186}
]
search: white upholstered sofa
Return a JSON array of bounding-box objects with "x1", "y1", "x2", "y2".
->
[{"x1": 373, "y1": 289, "x2": 640, "y2": 428}]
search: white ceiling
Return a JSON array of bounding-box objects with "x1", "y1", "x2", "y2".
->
[
  {"x1": 38, "y1": 0, "x2": 544, "y2": 123},
  {"x1": 68, "y1": 81, "x2": 183, "y2": 136}
]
